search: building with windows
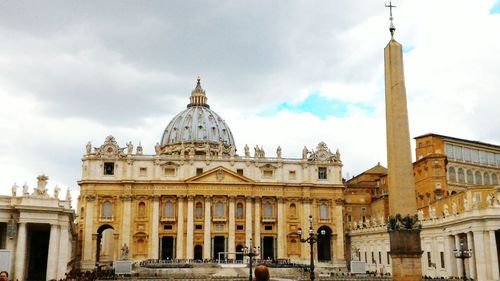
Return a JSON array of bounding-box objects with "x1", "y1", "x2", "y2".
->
[
  {"x1": 347, "y1": 134, "x2": 500, "y2": 280},
  {"x1": 77, "y1": 78, "x2": 346, "y2": 270}
]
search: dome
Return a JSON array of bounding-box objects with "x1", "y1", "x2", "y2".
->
[{"x1": 160, "y1": 78, "x2": 236, "y2": 155}]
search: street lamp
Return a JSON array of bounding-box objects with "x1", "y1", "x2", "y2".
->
[
  {"x1": 453, "y1": 238, "x2": 472, "y2": 280},
  {"x1": 242, "y1": 238, "x2": 260, "y2": 281},
  {"x1": 297, "y1": 215, "x2": 325, "y2": 281}
]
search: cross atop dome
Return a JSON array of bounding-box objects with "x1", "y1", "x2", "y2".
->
[{"x1": 188, "y1": 76, "x2": 209, "y2": 108}]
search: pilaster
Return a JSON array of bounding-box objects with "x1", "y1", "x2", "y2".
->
[
  {"x1": 186, "y1": 195, "x2": 194, "y2": 259},
  {"x1": 120, "y1": 195, "x2": 133, "y2": 254},
  {"x1": 254, "y1": 197, "x2": 261, "y2": 250},
  {"x1": 203, "y1": 196, "x2": 212, "y2": 259},
  {"x1": 277, "y1": 196, "x2": 286, "y2": 259},
  {"x1": 176, "y1": 196, "x2": 185, "y2": 259},
  {"x1": 245, "y1": 197, "x2": 253, "y2": 246},
  {"x1": 82, "y1": 195, "x2": 95, "y2": 269},
  {"x1": 228, "y1": 196, "x2": 236, "y2": 260},
  {"x1": 149, "y1": 196, "x2": 160, "y2": 259}
]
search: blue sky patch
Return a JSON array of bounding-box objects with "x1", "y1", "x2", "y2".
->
[
  {"x1": 259, "y1": 93, "x2": 374, "y2": 119},
  {"x1": 491, "y1": 0, "x2": 500, "y2": 14},
  {"x1": 403, "y1": 45, "x2": 415, "y2": 53}
]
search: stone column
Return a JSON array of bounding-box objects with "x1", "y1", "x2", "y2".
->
[
  {"x1": 150, "y1": 196, "x2": 160, "y2": 259},
  {"x1": 245, "y1": 197, "x2": 253, "y2": 246},
  {"x1": 454, "y1": 235, "x2": 463, "y2": 278},
  {"x1": 176, "y1": 196, "x2": 185, "y2": 259},
  {"x1": 473, "y1": 231, "x2": 486, "y2": 281},
  {"x1": 277, "y1": 196, "x2": 286, "y2": 259},
  {"x1": 203, "y1": 196, "x2": 212, "y2": 259},
  {"x1": 57, "y1": 224, "x2": 69, "y2": 278},
  {"x1": 14, "y1": 222, "x2": 27, "y2": 281},
  {"x1": 83, "y1": 195, "x2": 95, "y2": 269},
  {"x1": 120, "y1": 195, "x2": 132, "y2": 253},
  {"x1": 445, "y1": 235, "x2": 457, "y2": 277},
  {"x1": 489, "y1": 230, "x2": 500, "y2": 280},
  {"x1": 301, "y1": 198, "x2": 311, "y2": 261},
  {"x1": 466, "y1": 232, "x2": 476, "y2": 279},
  {"x1": 186, "y1": 196, "x2": 194, "y2": 259},
  {"x1": 335, "y1": 203, "x2": 345, "y2": 262},
  {"x1": 254, "y1": 197, "x2": 261, "y2": 250},
  {"x1": 46, "y1": 224, "x2": 60, "y2": 280},
  {"x1": 228, "y1": 196, "x2": 236, "y2": 260}
]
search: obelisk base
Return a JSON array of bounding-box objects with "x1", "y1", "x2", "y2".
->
[{"x1": 389, "y1": 230, "x2": 423, "y2": 281}]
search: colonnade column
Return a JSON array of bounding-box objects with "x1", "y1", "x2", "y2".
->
[
  {"x1": 277, "y1": 196, "x2": 286, "y2": 259},
  {"x1": 445, "y1": 235, "x2": 457, "y2": 277},
  {"x1": 228, "y1": 196, "x2": 236, "y2": 260},
  {"x1": 301, "y1": 198, "x2": 311, "y2": 261},
  {"x1": 14, "y1": 222, "x2": 27, "y2": 281},
  {"x1": 83, "y1": 195, "x2": 95, "y2": 268},
  {"x1": 120, "y1": 195, "x2": 132, "y2": 251},
  {"x1": 254, "y1": 197, "x2": 261, "y2": 250},
  {"x1": 473, "y1": 231, "x2": 486, "y2": 281},
  {"x1": 454, "y1": 235, "x2": 463, "y2": 278},
  {"x1": 203, "y1": 196, "x2": 212, "y2": 259},
  {"x1": 149, "y1": 196, "x2": 160, "y2": 259},
  {"x1": 176, "y1": 196, "x2": 185, "y2": 259},
  {"x1": 57, "y1": 224, "x2": 70, "y2": 278},
  {"x1": 466, "y1": 232, "x2": 476, "y2": 279},
  {"x1": 46, "y1": 224, "x2": 60, "y2": 280},
  {"x1": 489, "y1": 230, "x2": 500, "y2": 279},
  {"x1": 335, "y1": 201, "x2": 345, "y2": 262},
  {"x1": 245, "y1": 197, "x2": 253, "y2": 246},
  {"x1": 186, "y1": 196, "x2": 194, "y2": 259}
]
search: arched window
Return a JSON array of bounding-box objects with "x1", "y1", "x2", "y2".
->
[
  {"x1": 164, "y1": 202, "x2": 174, "y2": 218},
  {"x1": 138, "y1": 202, "x2": 146, "y2": 217},
  {"x1": 492, "y1": 173, "x2": 498, "y2": 185},
  {"x1": 466, "y1": 170, "x2": 474, "y2": 184},
  {"x1": 475, "y1": 171, "x2": 482, "y2": 185},
  {"x1": 457, "y1": 168, "x2": 465, "y2": 183},
  {"x1": 448, "y1": 167, "x2": 456, "y2": 182},
  {"x1": 236, "y1": 203, "x2": 244, "y2": 219},
  {"x1": 102, "y1": 201, "x2": 112, "y2": 218},
  {"x1": 215, "y1": 202, "x2": 224, "y2": 217},
  {"x1": 319, "y1": 203, "x2": 329, "y2": 220},
  {"x1": 484, "y1": 172, "x2": 490, "y2": 185},
  {"x1": 195, "y1": 202, "x2": 203, "y2": 218},
  {"x1": 263, "y1": 202, "x2": 273, "y2": 218},
  {"x1": 289, "y1": 203, "x2": 297, "y2": 218}
]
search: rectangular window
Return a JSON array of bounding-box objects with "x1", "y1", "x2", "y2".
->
[
  {"x1": 164, "y1": 225, "x2": 173, "y2": 230},
  {"x1": 104, "y1": 162, "x2": 114, "y2": 175},
  {"x1": 139, "y1": 167, "x2": 147, "y2": 177},
  {"x1": 236, "y1": 225, "x2": 244, "y2": 231},
  {"x1": 453, "y1": 145, "x2": 463, "y2": 160},
  {"x1": 288, "y1": 170, "x2": 296, "y2": 180},
  {"x1": 347, "y1": 214, "x2": 352, "y2": 222},
  {"x1": 164, "y1": 167, "x2": 176, "y2": 177},
  {"x1": 487, "y1": 152, "x2": 495, "y2": 165},
  {"x1": 440, "y1": 252, "x2": 445, "y2": 268},
  {"x1": 463, "y1": 147, "x2": 471, "y2": 161},
  {"x1": 264, "y1": 225, "x2": 272, "y2": 231},
  {"x1": 445, "y1": 144, "x2": 454, "y2": 158},
  {"x1": 496, "y1": 154, "x2": 500, "y2": 167},
  {"x1": 196, "y1": 168, "x2": 203, "y2": 175},
  {"x1": 195, "y1": 224, "x2": 203, "y2": 230},
  {"x1": 364, "y1": 252, "x2": 367, "y2": 262},
  {"x1": 472, "y1": 150, "x2": 480, "y2": 163},
  {"x1": 236, "y1": 169, "x2": 244, "y2": 176},
  {"x1": 378, "y1": 252, "x2": 382, "y2": 264},
  {"x1": 480, "y1": 150, "x2": 488, "y2": 164},
  {"x1": 263, "y1": 170, "x2": 273, "y2": 178},
  {"x1": 318, "y1": 167, "x2": 327, "y2": 179},
  {"x1": 387, "y1": 252, "x2": 390, "y2": 264},
  {"x1": 427, "y1": 252, "x2": 432, "y2": 267},
  {"x1": 371, "y1": 252, "x2": 374, "y2": 263}
]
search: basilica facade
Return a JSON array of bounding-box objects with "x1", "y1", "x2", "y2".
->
[{"x1": 77, "y1": 78, "x2": 346, "y2": 270}]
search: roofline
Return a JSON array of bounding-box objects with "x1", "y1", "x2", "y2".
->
[{"x1": 414, "y1": 133, "x2": 500, "y2": 150}]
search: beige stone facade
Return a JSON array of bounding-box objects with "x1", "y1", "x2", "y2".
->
[
  {"x1": 76, "y1": 81, "x2": 346, "y2": 270},
  {"x1": 0, "y1": 175, "x2": 76, "y2": 280}
]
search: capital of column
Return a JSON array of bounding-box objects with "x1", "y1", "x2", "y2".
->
[
  {"x1": 187, "y1": 195, "x2": 195, "y2": 201},
  {"x1": 277, "y1": 196, "x2": 285, "y2": 203},
  {"x1": 302, "y1": 197, "x2": 312, "y2": 204},
  {"x1": 204, "y1": 195, "x2": 212, "y2": 200},
  {"x1": 85, "y1": 195, "x2": 96, "y2": 201},
  {"x1": 120, "y1": 195, "x2": 133, "y2": 201},
  {"x1": 228, "y1": 196, "x2": 236, "y2": 202},
  {"x1": 152, "y1": 195, "x2": 160, "y2": 201},
  {"x1": 246, "y1": 196, "x2": 253, "y2": 203}
]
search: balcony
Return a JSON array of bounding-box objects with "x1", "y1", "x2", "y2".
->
[
  {"x1": 99, "y1": 216, "x2": 114, "y2": 222},
  {"x1": 161, "y1": 216, "x2": 176, "y2": 223},
  {"x1": 261, "y1": 216, "x2": 276, "y2": 223}
]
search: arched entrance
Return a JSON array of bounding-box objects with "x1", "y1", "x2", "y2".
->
[
  {"x1": 194, "y1": 245, "x2": 203, "y2": 261},
  {"x1": 236, "y1": 245, "x2": 244, "y2": 261},
  {"x1": 96, "y1": 224, "x2": 114, "y2": 265},
  {"x1": 317, "y1": 225, "x2": 332, "y2": 262}
]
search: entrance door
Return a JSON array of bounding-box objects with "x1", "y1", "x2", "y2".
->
[
  {"x1": 27, "y1": 224, "x2": 50, "y2": 281},
  {"x1": 262, "y1": 236, "x2": 275, "y2": 260},
  {"x1": 213, "y1": 236, "x2": 226, "y2": 261},
  {"x1": 194, "y1": 245, "x2": 203, "y2": 261},
  {"x1": 317, "y1": 226, "x2": 332, "y2": 261},
  {"x1": 161, "y1": 236, "x2": 174, "y2": 260},
  {"x1": 236, "y1": 245, "x2": 244, "y2": 261}
]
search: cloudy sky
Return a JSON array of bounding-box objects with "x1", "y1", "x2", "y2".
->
[{"x1": 1, "y1": 0, "x2": 499, "y2": 199}]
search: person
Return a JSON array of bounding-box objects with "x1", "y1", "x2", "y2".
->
[
  {"x1": 0, "y1": 271, "x2": 8, "y2": 281},
  {"x1": 254, "y1": 264, "x2": 270, "y2": 281}
]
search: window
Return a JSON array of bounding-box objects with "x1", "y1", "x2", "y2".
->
[
  {"x1": 236, "y1": 203, "x2": 244, "y2": 219},
  {"x1": 427, "y1": 252, "x2": 432, "y2": 268},
  {"x1": 263, "y1": 203, "x2": 273, "y2": 218},
  {"x1": 484, "y1": 172, "x2": 491, "y2": 185},
  {"x1": 288, "y1": 170, "x2": 296, "y2": 180},
  {"x1": 195, "y1": 202, "x2": 203, "y2": 219},
  {"x1": 164, "y1": 167, "x2": 176, "y2": 176},
  {"x1": 371, "y1": 252, "x2": 374, "y2": 264},
  {"x1": 496, "y1": 154, "x2": 500, "y2": 166},
  {"x1": 104, "y1": 162, "x2": 114, "y2": 175},
  {"x1": 445, "y1": 144, "x2": 454, "y2": 158},
  {"x1": 102, "y1": 201, "x2": 112, "y2": 218},
  {"x1": 163, "y1": 225, "x2": 173, "y2": 230},
  {"x1": 215, "y1": 202, "x2": 224, "y2": 217},
  {"x1": 263, "y1": 170, "x2": 273, "y2": 178},
  {"x1": 448, "y1": 167, "x2": 456, "y2": 182},
  {"x1": 472, "y1": 150, "x2": 480, "y2": 163},
  {"x1": 364, "y1": 252, "x2": 367, "y2": 262},
  {"x1": 196, "y1": 168, "x2": 203, "y2": 175},
  {"x1": 318, "y1": 167, "x2": 327, "y2": 179},
  {"x1": 475, "y1": 171, "x2": 482, "y2": 185},
  {"x1": 458, "y1": 168, "x2": 465, "y2": 183},
  {"x1": 463, "y1": 148, "x2": 471, "y2": 161},
  {"x1": 264, "y1": 225, "x2": 272, "y2": 231},
  {"x1": 467, "y1": 170, "x2": 474, "y2": 184},
  {"x1": 319, "y1": 203, "x2": 329, "y2": 220},
  {"x1": 195, "y1": 224, "x2": 203, "y2": 230},
  {"x1": 440, "y1": 252, "x2": 445, "y2": 268},
  {"x1": 236, "y1": 225, "x2": 244, "y2": 231},
  {"x1": 453, "y1": 146, "x2": 463, "y2": 160},
  {"x1": 492, "y1": 173, "x2": 498, "y2": 185},
  {"x1": 236, "y1": 169, "x2": 244, "y2": 176},
  {"x1": 480, "y1": 151, "x2": 488, "y2": 164},
  {"x1": 164, "y1": 202, "x2": 174, "y2": 218},
  {"x1": 488, "y1": 152, "x2": 495, "y2": 165},
  {"x1": 379, "y1": 252, "x2": 382, "y2": 264},
  {"x1": 139, "y1": 167, "x2": 147, "y2": 177},
  {"x1": 347, "y1": 214, "x2": 352, "y2": 222},
  {"x1": 387, "y1": 252, "x2": 390, "y2": 264},
  {"x1": 289, "y1": 203, "x2": 297, "y2": 218},
  {"x1": 138, "y1": 202, "x2": 146, "y2": 217}
]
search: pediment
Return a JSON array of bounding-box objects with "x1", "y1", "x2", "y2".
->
[{"x1": 186, "y1": 166, "x2": 254, "y2": 183}]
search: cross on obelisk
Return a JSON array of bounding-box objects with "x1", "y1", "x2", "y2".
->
[{"x1": 385, "y1": 1, "x2": 397, "y2": 36}]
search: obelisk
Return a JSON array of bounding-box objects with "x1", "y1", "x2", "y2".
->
[{"x1": 384, "y1": 2, "x2": 422, "y2": 280}]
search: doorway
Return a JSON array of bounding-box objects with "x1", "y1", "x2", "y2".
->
[
  {"x1": 262, "y1": 236, "x2": 275, "y2": 260},
  {"x1": 161, "y1": 236, "x2": 174, "y2": 260},
  {"x1": 317, "y1": 226, "x2": 332, "y2": 262},
  {"x1": 213, "y1": 236, "x2": 226, "y2": 260},
  {"x1": 26, "y1": 224, "x2": 50, "y2": 281},
  {"x1": 236, "y1": 245, "x2": 244, "y2": 261},
  {"x1": 194, "y1": 245, "x2": 203, "y2": 261}
]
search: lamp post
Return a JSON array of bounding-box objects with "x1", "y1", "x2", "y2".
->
[
  {"x1": 453, "y1": 238, "x2": 472, "y2": 280},
  {"x1": 242, "y1": 238, "x2": 260, "y2": 281},
  {"x1": 297, "y1": 215, "x2": 325, "y2": 281}
]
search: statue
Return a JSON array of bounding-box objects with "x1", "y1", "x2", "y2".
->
[
  {"x1": 86, "y1": 141, "x2": 92, "y2": 155},
  {"x1": 302, "y1": 146, "x2": 309, "y2": 159},
  {"x1": 260, "y1": 146, "x2": 265, "y2": 158},
  {"x1": 22, "y1": 183, "x2": 29, "y2": 196},
  {"x1": 452, "y1": 202, "x2": 458, "y2": 215},
  {"x1": 443, "y1": 204, "x2": 449, "y2": 218},
  {"x1": 335, "y1": 149, "x2": 341, "y2": 161},
  {"x1": 244, "y1": 144, "x2": 250, "y2": 157},
  {"x1": 34, "y1": 175, "x2": 49, "y2": 196},
  {"x1": 254, "y1": 145, "x2": 259, "y2": 158},
  {"x1": 218, "y1": 142, "x2": 224, "y2": 157},
  {"x1": 180, "y1": 142, "x2": 185, "y2": 156},
  {"x1": 205, "y1": 142, "x2": 211, "y2": 157},
  {"x1": 155, "y1": 142, "x2": 161, "y2": 155},
  {"x1": 429, "y1": 206, "x2": 436, "y2": 219},
  {"x1": 353, "y1": 221, "x2": 358, "y2": 229},
  {"x1": 127, "y1": 141, "x2": 133, "y2": 155},
  {"x1": 417, "y1": 209, "x2": 424, "y2": 221},
  {"x1": 487, "y1": 192, "x2": 495, "y2": 206},
  {"x1": 276, "y1": 146, "x2": 282, "y2": 158},
  {"x1": 229, "y1": 146, "x2": 236, "y2": 157},
  {"x1": 136, "y1": 142, "x2": 143, "y2": 155},
  {"x1": 11, "y1": 183, "x2": 17, "y2": 197},
  {"x1": 121, "y1": 243, "x2": 129, "y2": 260},
  {"x1": 53, "y1": 185, "x2": 61, "y2": 199},
  {"x1": 472, "y1": 195, "x2": 479, "y2": 209},
  {"x1": 463, "y1": 198, "x2": 469, "y2": 210},
  {"x1": 66, "y1": 188, "x2": 72, "y2": 202}
]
